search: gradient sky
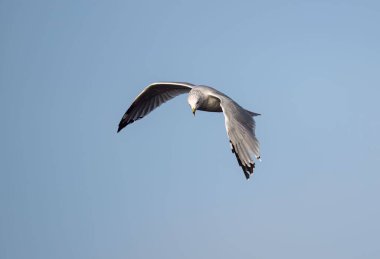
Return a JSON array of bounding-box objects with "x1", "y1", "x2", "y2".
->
[{"x1": 1, "y1": 1, "x2": 380, "y2": 258}]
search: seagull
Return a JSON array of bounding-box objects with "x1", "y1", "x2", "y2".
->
[{"x1": 117, "y1": 82, "x2": 261, "y2": 179}]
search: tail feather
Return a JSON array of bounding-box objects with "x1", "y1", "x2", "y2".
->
[{"x1": 245, "y1": 109, "x2": 261, "y2": 116}]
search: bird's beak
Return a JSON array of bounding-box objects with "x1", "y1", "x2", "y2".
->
[{"x1": 192, "y1": 107, "x2": 196, "y2": 116}]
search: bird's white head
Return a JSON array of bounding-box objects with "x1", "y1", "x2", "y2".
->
[{"x1": 187, "y1": 91, "x2": 201, "y2": 116}]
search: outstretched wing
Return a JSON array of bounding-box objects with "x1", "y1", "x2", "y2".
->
[
  {"x1": 213, "y1": 94, "x2": 260, "y2": 179},
  {"x1": 118, "y1": 82, "x2": 194, "y2": 132}
]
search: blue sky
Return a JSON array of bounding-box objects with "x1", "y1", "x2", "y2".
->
[{"x1": 1, "y1": 0, "x2": 380, "y2": 258}]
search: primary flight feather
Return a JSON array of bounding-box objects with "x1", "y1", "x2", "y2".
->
[{"x1": 118, "y1": 82, "x2": 261, "y2": 179}]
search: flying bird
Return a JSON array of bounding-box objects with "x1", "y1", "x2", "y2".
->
[{"x1": 117, "y1": 82, "x2": 261, "y2": 179}]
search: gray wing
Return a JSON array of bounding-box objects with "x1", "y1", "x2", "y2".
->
[
  {"x1": 213, "y1": 94, "x2": 260, "y2": 179},
  {"x1": 118, "y1": 82, "x2": 194, "y2": 132}
]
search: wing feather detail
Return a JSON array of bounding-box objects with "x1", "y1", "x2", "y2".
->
[
  {"x1": 117, "y1": 82, "x2": 194, "y2": 132},
  {"x1": 215, "y1": 95, "x2": 260, "y2": 179}
]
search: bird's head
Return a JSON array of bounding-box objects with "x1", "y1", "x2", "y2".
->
[{"x1": 187, "y1": 92, "x2": 201, "y2": 116}]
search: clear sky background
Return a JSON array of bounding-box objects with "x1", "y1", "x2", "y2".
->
[{"x1": 1, "y1": 1, "x2": 380, "y2": 258}]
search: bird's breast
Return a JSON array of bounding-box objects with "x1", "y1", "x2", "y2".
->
[{"x1": 198, "y1": 95, "x2": 223, "y2": 112}]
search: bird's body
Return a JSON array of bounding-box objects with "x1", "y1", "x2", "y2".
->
[
  {"x1": 118, "y1": 82, "x2": 261, "y2": 179},
  {"x1": 188, "y1": 86, "x2": 223, "y2": 112}
]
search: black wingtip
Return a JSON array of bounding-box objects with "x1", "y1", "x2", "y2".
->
[
  {"x1": 117, "y1": 124, "x2": 124, "y2": 133},
  {"x1": 118, "y1": 116, "x2": 130, "y2": 133},
  {"x1": 230, "y1": 141, "x2": 256, "y2": 180},
  {"x1": 117, "y1": 121, "x2": 125, "y2": 133}
]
